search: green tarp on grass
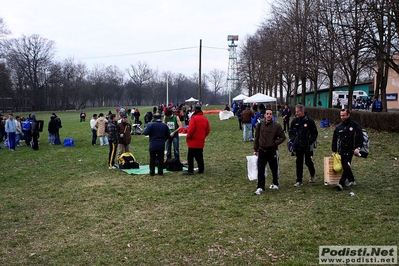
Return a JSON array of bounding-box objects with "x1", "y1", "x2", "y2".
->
[{"x1": 121, "y1": 165, "x2": 189, "y2": 175}]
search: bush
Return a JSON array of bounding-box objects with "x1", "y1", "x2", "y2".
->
[{"x1": 297, "y1": 107, "x2": 399, "y2": 132}]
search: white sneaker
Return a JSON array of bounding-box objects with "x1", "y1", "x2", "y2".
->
[
  {"x1": 346, "y1": 181, "x2": 356, "y2": 187},
  {"x1": 108, "y1": 166, "x2": 117, "y2": 169},
  {"x1": 294, "y1": 182, "x2": 303, "y2": 187},
  {"x1": 254, "y1": 188, "x2": 264, "y2": 195},
  {"x1": 269, "y1": 184, "x2": 279, "y2": 190}
]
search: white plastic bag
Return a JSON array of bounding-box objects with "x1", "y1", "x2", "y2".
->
[
  {"x1": 246, "y1": 155, "x2": 258, "y2": 180},
  {"x1": 246, "y1": 155, "x2": 267, "y2": 181}
]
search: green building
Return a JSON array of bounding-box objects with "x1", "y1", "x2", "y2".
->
[{"x1": 289, "y1": 82, "x2": 374, "y2": 107}]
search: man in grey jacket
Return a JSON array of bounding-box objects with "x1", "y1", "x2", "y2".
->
[{"x1": 253, "y1": 109, "x2": 286, "y2": 194}]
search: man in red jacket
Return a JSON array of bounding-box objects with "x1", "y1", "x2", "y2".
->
[{"x1": 183, "y1": 105, "x2": 211, "y2": 175}]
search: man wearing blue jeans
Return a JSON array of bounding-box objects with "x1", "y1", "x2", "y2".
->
[
  {"x1": 164, "y1": 109, "x2": 183, "y2": 160},
  {"x1": 241, "y1": 105, "x2": 254, "y2": 142},
  {"x1": 5, "y1": 113, "x2": 17, "y2": 151}
]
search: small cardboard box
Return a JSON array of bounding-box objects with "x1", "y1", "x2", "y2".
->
[{"x1": 324, "y1": 157, "x2": 342, "y2": 185}]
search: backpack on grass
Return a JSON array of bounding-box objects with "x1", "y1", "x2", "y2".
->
[
  {"x1": 119, "y1": 152, "x2": 140, "y2": 169},
  {"x1": 63, "y1": 138, "x2": 74, "y2": 147},
  {"x1": 165, "y1": 158, "x2": 184, "y2": 171}
]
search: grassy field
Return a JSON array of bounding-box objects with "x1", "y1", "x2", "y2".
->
[{"x1": 0, "y1": 106, "x2": 398, "y2": 265}]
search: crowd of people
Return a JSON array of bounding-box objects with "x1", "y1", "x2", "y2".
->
[
  {"x1": 2, "y1": 100, "x2": 365, "y2": 193},
  {"x1": 334, "y1": 96, "x2": 383, "y2": 112},
  {"x1": 0, "y1": 112, "x2": 62, "y2": 151},
  {"x1": 229, "y1": 101, "x2": 364, "y2": 194},
  {"x1": 86, "y1": 103, "x2": 210, "y2": 175}
]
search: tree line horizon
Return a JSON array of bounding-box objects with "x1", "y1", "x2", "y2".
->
[{"x1": 1, "y1": 0, "x2": 399, "y2": 112}]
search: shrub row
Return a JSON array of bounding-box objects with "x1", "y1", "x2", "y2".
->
[{"x1": 299, "y1": 107, "x2": 399, "y2": 132}]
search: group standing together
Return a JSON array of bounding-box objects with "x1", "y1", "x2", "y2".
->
[
  {"x1": 88, "y1": 105, "x2": 210, "y2": 176},
  {"x1": 2, "y1": 102, "x2": 363, "y2": 194},
  {"x1": 143, "y1": 105, "x2": 210, "y2": 176},
  {"x1": 0, "y1": 112, "x2": 62, "y2": 151},
  {"x1": 250, "y1": 104, "x2": 364, "y2": 195}
]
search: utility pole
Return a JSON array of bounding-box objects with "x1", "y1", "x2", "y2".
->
[
  {"x1": 198, "y1": 39, "x2": 202, "y2": 103},
  {"x1": 166, "y1": 74, "x2": 169, "y2": 107}
]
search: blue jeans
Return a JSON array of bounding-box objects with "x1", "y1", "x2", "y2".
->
[
  {"x1": 15, "y1": 133, "x2": 21, "y2": 145},
  {"x1": 165, "y1": 134, "x2": 180, "y2": 160},
  {"x1": 7, "y1": 132, "x2": 16, "y2": 150},
  {"x1": 243, "y1": 123, "x2": 253, "y2": 141}
]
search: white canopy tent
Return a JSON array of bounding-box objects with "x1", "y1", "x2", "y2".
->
[
  {"x1": 232, "y1": 94, "x2": 249, "y2": 101},
  {"x1": 185, "y1": 97, "x2": 199, "y2": 102},
  {"x1": 243, "y1": 93, "x2": 277, "y2": 104}
]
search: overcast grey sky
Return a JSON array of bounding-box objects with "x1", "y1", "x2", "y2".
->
[{"x1": 1, "y1": 0, "x2": 269, "y2": 77}]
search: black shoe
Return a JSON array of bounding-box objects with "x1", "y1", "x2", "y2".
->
[
  {"x1": 150, "y1": 172, "x2": 155, "y2": 176},
  {"x1": 183, "y1": 171, "x2": 194, "y2": 175}
]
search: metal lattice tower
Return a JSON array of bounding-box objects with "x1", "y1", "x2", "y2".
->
[{"x1": 227, "y1": 35, "x2": 238, "y2": 104}]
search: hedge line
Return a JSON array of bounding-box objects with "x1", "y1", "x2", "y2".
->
[{"x1": 300, "y1": 107, "x2": 399, "y2": 132}]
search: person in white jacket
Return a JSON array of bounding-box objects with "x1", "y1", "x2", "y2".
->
[
  {"x1": 15, "y1": 116, "x2": 22, "y2": 146},
  {"x1": 90, "y1": 114, "x2": 98, "y2": 146}
]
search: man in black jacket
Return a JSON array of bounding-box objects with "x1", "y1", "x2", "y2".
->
[
  {"x1": 143, "y1": 113, "x2": 170, "y2": 176},
  {"x1": 332, "y1": 109, "x2": 363, "y2": 190},
  {"x1": 289, "y1": 104, "x2": 318, "y2": 186}
]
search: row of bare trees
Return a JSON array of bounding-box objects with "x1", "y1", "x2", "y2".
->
[
  {"x1": 0, "y1": 19, "x2": 228, "y2": 112},
  {"x1": 238, "y1": 0, "x2": 399, "y2": 111}
]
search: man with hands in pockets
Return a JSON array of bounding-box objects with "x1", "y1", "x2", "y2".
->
[{"x1": 253, "y1": 109, "x2": 286, "y2": 195}]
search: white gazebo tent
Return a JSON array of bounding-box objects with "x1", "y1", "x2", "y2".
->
[
  {"x1": 243, "y1": 93, "x2": 278, "y2": 112},
  {"x1": 243, "y1": 93, "x2": 277, "y2": 104},
  {"x1": 232, "y1": 94, "x2": 249, "y2": 101},
  {"x1": 185, "y1": 97, "x2": 199, "y2": 102}
]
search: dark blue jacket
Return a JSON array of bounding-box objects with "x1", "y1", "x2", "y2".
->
[
  {"x1": 332, "y1": 118, "x2": 363, "y2": 154},
  {"x1": 289, "y1": 115, "x2": 318, "y2": 152},
  {"x1": 143, "y1": 119, "x2": 169, "y2": 151}
]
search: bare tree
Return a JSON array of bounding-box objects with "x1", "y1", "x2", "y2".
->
[
  {"x1": 0, "y1": 17, "x2": 11, "y2": 38},
  {"x1": 59, "y1": 58, "x2": 89, "y2": 110},
  {"x1": 126, "y1": 61, "x2": 156, "y2": 106},
  {"x1": 1, "y1": 34, "x2": 56, "y2": 111},
  {"x1": 361, "y1": 0, "x2": 398, "y2": 111},
  {"x1": 88, "y1": 64, "x2": 108, "y2": 107},
  {"x1": 0, "y1": 62, "x2": 13, "y2": 112},
  {"x1": 207, "y1": 69, "x2": 226, "y2": 103},
  {"x1": 104, "y1": 65, "x2": 124, "y2": 106},
  {"x1": 333, "y1": 0, "x2": 373, "y2": 110}
]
